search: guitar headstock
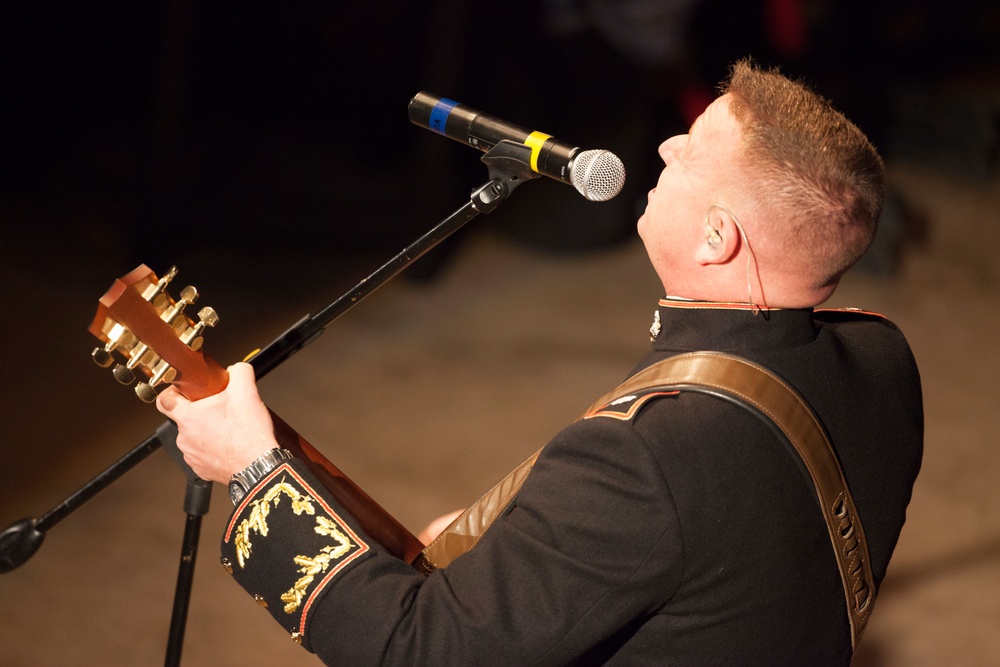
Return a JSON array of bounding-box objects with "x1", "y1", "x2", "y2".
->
[{"x1": 89, "y1": 265, "x2": 228, "y2": 403}]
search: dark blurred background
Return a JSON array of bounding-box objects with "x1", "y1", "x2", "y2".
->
[
  {"x1": 3, "y1": 1, "x2": 996, "y2": 266},
  {"x1": 1, "y1": 2, "x2": 999, "y2": 665}
]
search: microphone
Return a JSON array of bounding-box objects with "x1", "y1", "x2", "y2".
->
[{"x1": 408, "y1": 91, "x2": 626, "y2": 202}]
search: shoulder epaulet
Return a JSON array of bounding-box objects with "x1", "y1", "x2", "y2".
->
[{"x1": 582, "y1": 388, "x2": 680, "y2": 421}]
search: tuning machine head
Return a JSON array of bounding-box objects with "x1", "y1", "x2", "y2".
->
[{"x1": 88, "y1": 266, "x2": 220, "y2": 403}]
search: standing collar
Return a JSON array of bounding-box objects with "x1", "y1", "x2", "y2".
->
[{"x1": 649, "y1": 299, "x2": 818, "y2": 352}]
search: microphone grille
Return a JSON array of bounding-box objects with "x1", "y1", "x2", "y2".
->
[{"x1": 571, "y1": 150, "x2": 626, "y2": 202}]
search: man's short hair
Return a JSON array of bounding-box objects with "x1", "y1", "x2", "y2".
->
[{"x1": 722, "y1": 59, "x2": 885, "y2": 288}]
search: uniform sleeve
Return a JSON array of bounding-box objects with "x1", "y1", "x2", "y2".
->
[{"x1": 220, "y1": 417, "x2": 685, "y2": 666}]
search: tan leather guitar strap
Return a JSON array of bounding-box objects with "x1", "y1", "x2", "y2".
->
[{"x1": 414, "y1": 351, "x2": 874, "y2": 648}]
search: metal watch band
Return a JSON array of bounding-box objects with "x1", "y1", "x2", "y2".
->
[{"x1": 229, "y1": 448, "x2": 294, "y2": 505}]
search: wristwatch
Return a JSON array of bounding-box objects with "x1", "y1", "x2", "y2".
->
[{"x1": 228, "y1": 448, "x2": 294, "y2": 506}]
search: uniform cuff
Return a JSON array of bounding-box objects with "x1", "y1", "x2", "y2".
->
[{"x1": 220, "y1": 460, "x2": 372, "y2": 649}]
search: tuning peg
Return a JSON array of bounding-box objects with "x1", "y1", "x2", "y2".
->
[
  {"x1": 197, "y1": 305, "x2": 218, "y2": 327},
  {"x1": 92, "y1": 323, "x2": 136, "y2": 368},
  {"x1": 135, "y1": 355, "x2": 181, "y2": 402},
  {"x1": 139, "y1": 267, "x2": 179, "y2": 317},
  {"x1": 150, "y1": 359, "x2": 177, "y2": 386},
  {"x1": 179, "y1": 306, "x2": 219, "y2": 351},
  {"x1": 114, "y1": 342, "x2": 160, "y2": 386},
  {"x1": 113, "y1": 363, "x2": 136, "y2": 385},
  {"x1": 179, "y1": 285, "x2": 198, "y2": 304},
  {"x1": 135, "y1": 382, "x2": 158, "y2": 403},
  {"x1": 160, "y1": 285, "x2": 200, "y2": 332},
  {"x1": 92, "y1": 347, "x2": 114, "y2": 368},
  {"x1": 140, "y1": 266, "x2": 179, "y2": 301}
]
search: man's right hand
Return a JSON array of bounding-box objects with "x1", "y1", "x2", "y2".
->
[{"x1": 156, "y1": 362, "x2": 279, "y2": 485}]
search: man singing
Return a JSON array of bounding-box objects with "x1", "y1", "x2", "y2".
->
[{"x1": 158, "y1": 59, "x2": 922, "y2": 665}]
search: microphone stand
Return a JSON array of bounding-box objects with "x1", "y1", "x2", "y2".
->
[{"x1": 0, "y1": 142, "x2": 539, "y2": 666}]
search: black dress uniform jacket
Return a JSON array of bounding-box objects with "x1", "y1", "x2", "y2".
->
[{"x1": 220, "y1": 300, "x2": 923, "y2": 666}]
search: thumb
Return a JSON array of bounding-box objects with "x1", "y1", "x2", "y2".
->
[{"x1": 156, "y1": 386, "x2": 187, "y2": 416}]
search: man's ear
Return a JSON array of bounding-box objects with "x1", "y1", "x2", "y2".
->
[{"x1": 695, "y1": 206, "x2": 741, "y2": 265}]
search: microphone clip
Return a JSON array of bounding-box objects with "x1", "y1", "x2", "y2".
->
[{"x1": 471, "y1": 140, "x2": 541, "y2": 214}]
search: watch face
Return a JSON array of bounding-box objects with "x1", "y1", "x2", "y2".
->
[{"x1": 229, "y1": 481, "x2": 247, "y2": 505}]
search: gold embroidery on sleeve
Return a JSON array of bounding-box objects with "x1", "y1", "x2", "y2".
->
[
  {"x1": 279, "y1": 517, "x2": 355, "y2": 614},
  {"x1": 233, "y1": 479, "x2": 317, "y2": 568}
]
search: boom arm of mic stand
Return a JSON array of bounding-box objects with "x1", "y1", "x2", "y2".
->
[
  {"x1": 0, "y1": 141, "x2": 539, "y2": 573},
  {"x1": 248, "y1": 140, "x2": 539, "y2": 380}
]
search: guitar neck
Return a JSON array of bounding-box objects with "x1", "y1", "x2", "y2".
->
[
  {"x1": 268, "y1": 411, "x2": 426, "y2": 564},
  {"x1": 172, "y1": 362, "x2": 426, "y2": 565},
  {"x1": 89, "y1": 265, "x2": 425, "y2": 566}
]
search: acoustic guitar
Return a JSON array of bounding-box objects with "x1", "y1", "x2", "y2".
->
[{"x1": 88, "y1": 264, "x2": 427, "y2": 566}]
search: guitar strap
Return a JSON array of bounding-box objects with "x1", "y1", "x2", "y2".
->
[{"x1": 414, "y1": 351, "x2": 875, "y2": 649}]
